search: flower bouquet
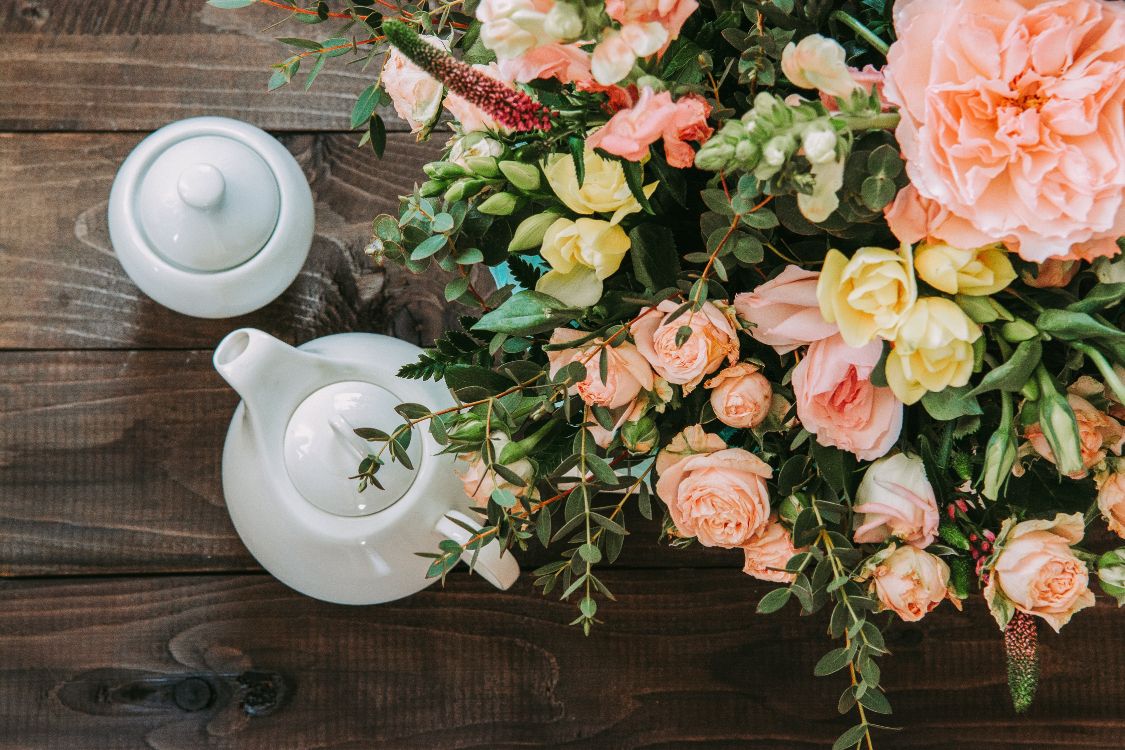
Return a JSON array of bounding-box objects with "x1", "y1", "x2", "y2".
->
[{"x1": 216, "y1": 0, "x2": 1124, "y2": 744}]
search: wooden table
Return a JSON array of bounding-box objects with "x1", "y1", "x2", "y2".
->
[{"x1": 2, "y1": 3, "x2": 1123, "y2": 747}]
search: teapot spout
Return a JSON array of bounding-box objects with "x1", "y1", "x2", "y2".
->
[{"x1": 214, "y1": 328, "x2": 319, "y2": 415}]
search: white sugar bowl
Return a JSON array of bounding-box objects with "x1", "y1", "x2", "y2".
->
[
  {"x1": 213, "y1": 328, "x2": 520, "y2": 604},
  {"x1": 109, "y1": 117, "x2": 314, "y2": 318}
]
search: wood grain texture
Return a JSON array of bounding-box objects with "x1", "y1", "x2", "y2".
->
[
  {"x1": 0, "y1": 349, "x2": 737, "y2": 575},
  {"x1": 1, "y1": 572, "x2": 1122, "y2": 750},
  {"x1": 0, "y1": 132, "x2": 476, "y2": 349},
  {"x1": 0, "y1": 0, "x2": 407, "y2": 131}
]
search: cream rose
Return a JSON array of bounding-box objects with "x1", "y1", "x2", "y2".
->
[
  {"x1": 1026, "y1": 393, "x2": 1125, "y2": 478},
  {"x1": 884, "y1": 297, "x2": 981, "y2": 405},
  {"x1": 984, "y1": 513, "x2": 1096, "y2": 632},
  {"x1": 862, "y1": 545, "x2": 954, "y2": 623},
  {"x1": 448, "y1": 133, "x2": 504, "y2": 168},
  {"x1": 705, "y1": 363, "x2": 772, "y2": 429},
  {"x1": 542, "y1": 150, "x2": 656, "y2": 224},
  {"x1": 456, "y1": 433, "x2": 536, "y2": 504},
  {"x1": 817, "y1": 244, "x2": 917, "y2": 348},
  {"x1": 545, "y1": 328, "x2": 653, "y2": 410},
  {"x1": 476, "y1": 0, "x2": 558, "y2": 60},
  {"x1": 742, "y1": 516, "x2": 805, "y2": 583},
  {"x1": 780, "y1": 34, "x2": 860, "y2": 99},
  {"x1": 913, "y1": 242, "x2": 1016, "y2": 296},
  {"x1": 733, "y1": 265, "x2": 838, "y2": 354},
  {"x1": 853, "y1": 453, "x2": 939, "y2": 549},
  {"x1": 1098, "y1": 472, "x2": 1125, "y2": 538},
  {"x1": 535, "y1": 217, "x2": 632, "y2": 306},
  {"x1": 791, "y1": 335, "x2": 902, "y2": 462},
  {"x1": 655, "y1": 437, "x2": 773, "y2": 548},
  {"x1": 631, "y1": 299, "x2": 739, "y2": 393},
  {"x1": 381, "y1": 42, "x2": 445, "y2": 133}
]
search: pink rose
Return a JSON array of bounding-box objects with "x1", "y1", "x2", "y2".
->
[
  {"x1": 864, "y1": 546, "x2": 954, "y2": 623},
  {"x1": 742, "y1": 516, "x2": 805, "y2": 583},
  {"x1": 605, "y1": 0, "x2": 698, "y2": 48},
  {"x1": 733, "y1": 265, "x2": 838, "y2": 354},
  {"x1": 984, "y1": 513, "x2": 1096, "y2": 632},
  {"x1": 1025, "y1": 393, "x2": 1125, "y2": 477},
  {"x1": 705, "y1": 363, "x2": 772, "y2": 429},
  {"x1": 853, "y1": 453, "x2": 939, "y2": 549},
  {"x1": 791, "y1": 335, "x2": 903, "y2": 461},
  {"x1": 586, "y1": 88, "x2": 713, "y2": 167},
  {"x1": 655, "y1": 438, "x2": 773, "y2": 548},
  {"x1": 498, "y1": 43, "x2": 592, "y2": 84},
  {"x1": 884, "y1": 0, "x2": 1125, "y2": 263},
  {"x1": 631, "y1": 299, "x2": 739, "y2": 394},
  {"x1": 381, "y1": 41, "x2": 446, "y2": 133},
  {"x1": 1098, "y1": 472, "x2": 1125, "y2": 538},
  {"x1": 546, "y1": 328, "x2": 654, "y2": 410}
]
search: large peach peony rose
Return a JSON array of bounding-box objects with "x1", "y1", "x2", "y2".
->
[
  {"x1": 862, "y1": 545, "x2": 956, "y2": 623},
  {"x1": 655, "y1": 436, "x2": 772, "y2": 548},
  {"x1": 631, "y1": 299, "x2": 739, "y2": 393},
  {"x1": 984, "y1": 513, "x2": 1096, "y2": 632},
  {"x1": 546, "y1": 328, "x2": 653, "y2": 410},
  {"x1": 884, "y1": 0, "x2": 1125, "y2": 263},
  {"x1": 742, "y1": 516, "x2": 805, "y2": 583}
]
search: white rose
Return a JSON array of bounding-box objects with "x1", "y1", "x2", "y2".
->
[
  {"x1": 544, "y1": 2, "x2": 582, "y2": 40},
  {"x1": 449, "y1": 134, "x2": 504, "y2": 168},
  {"x1": 380, "y1": 41, "x2": 446, "y2": 133},
  {"x1": 801, "y1": 124, "x2": 837, "y2": 165},
  {"x1": 853, "y1": 453, "x2": 940, "y2": 549},
  {"x1": 477, "y1": 0, "x2": 557, "y2": 59}
]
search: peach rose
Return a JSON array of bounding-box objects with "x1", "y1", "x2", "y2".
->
[
  {"x1": 1026, "y1": 393, "x2": 1125, "y2": 478},
  {"x1": 381, "y1": 41, "x2": 445, "y2": 133},
  {"x1": 477, "y1": 0, "x2": 557, "y2": 59},
  {"x1": 742, "y1": 516, "x2": 805, "y2": 583},
  {"x1": 631, "y1": 299, "x2": 739, "y2": 393},
  {"x1": 586, "y1": 88, "x2": 713, "y2": 168},
  {"x1": 733, "y1": 265, "x2": 838, "y2": 354},
  {"x1": 456, "y1": 433, "x2": 536, "y2": 504},
  {"x1": 792, "y1": 335, "x2": 903, "y2": 461},
  {"x1": 705, "y1": 363, "x2": 772, "y2": 430},
  {"x1": 546, "y1": 328, "x2": 654, "y2": 410},
  {"x1": 884, "y1": 0, "x2": 1125, "y2": 263},
  {"x1": 1098, "y1": 472, "x2": 1125, "y2": 538},
  {"x1": 605, "y1": 0, "x2": 698, "y2": 47},
  {"x1": 853, "y1": 453, "x2": 939, "y2": 549},
  {"x1": 498, "y1": 42, "x2": 592, "y2": 84},
  {"x1": 862, "y1": 545, "x2": 954, "y2": 623},
  {"x1": 984, "y1": 513, "x2": 1096, "y2": 632},
  {"x1": 656, "y1": 440, "x2": 773, "y2": 548}
]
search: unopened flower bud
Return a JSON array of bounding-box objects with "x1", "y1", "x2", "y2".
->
[
  {"x1": 498, "y1": 160, "x2": 542, "y2": 191},
  {"x1": 477, "y1": 191, "x2": 519, "y2": 215},
  {"x1": 981, "y1": 425, "x2": 1017, "y2": 501},
  {"x1": 778, "y1": 494, "x2": 802, "y2": 526},
  {"x1": 1037, "y1": 388, "x2": 1085, "y2": 477},
  {"x1": 424, "y1": 161, "x2": 468, "y2": 180},
  {"x1": 1002, "y1": 319, "x2": 1039, "y2": 343},
  {"x1": 1097, "y1": 549, "x2": 1125, "y2": 605},
  {"x1": 464, "y1": 156, "x2": 501, "y2": 178},
  {"x1": 419, "y1": 179, "x2": 445, "y2": 198},
  {"x1": 621, "y1": 416, "x2": 658, "y2": 454},
  {"x1": 444, "y1": 178, "x2": 488, "y2": 202},
  {"x1": 508, "y1": 211, "x2": 559, "y2": 252},
  {"x1": 762, "y1": 135, "x2": 793, "y2": 167},
  {"x1": 801, "y1": 123, "x2": 837, "y2": 164}
]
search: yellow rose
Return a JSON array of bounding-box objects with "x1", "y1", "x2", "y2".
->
[
  {"x1": 817, "y1": 243, "x2": 917, "y2": 347},
  {"x1": 543, "y1": 150, "x2": 657, "y2": 224},
  {"x1": 535, "y1": 217, "x2": 630, "y2": 307},
  {"x1": 914, "y1": 242, "x2": 1016, "y2": 296},
  {"x1": 885, "y1": 297, "x2": 982, "y2": 404}
]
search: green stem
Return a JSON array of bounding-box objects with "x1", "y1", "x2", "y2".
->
[
  {"x1": 1073, "y1": 342, "x2": 1125, "y2": 406},
  {"x1": 830, "y1": 10, "x2": 891, "y2": 57},
  {"x1": 837, "y1": 113, "x2": 901, "y2": 131}
]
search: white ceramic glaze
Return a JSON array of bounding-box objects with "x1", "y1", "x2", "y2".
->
[
  {"x1": 109, "y1": 117, "x2": 313, "y2": 318},
  {"x1": 214, "y1": 328, "x2": 520, "y2": 604}
]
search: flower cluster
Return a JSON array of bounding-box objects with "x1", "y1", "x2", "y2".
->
[{"x1": 232, "y1": 0, "x2": 1125, "y2": 745}]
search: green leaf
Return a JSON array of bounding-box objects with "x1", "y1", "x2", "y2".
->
[
  {"x1": 833, "y1": 725, "x2": 870, "y2": 750},
  {"x1": 810, "y1": 441, "x2": 853, "y2": 499},
  {"x1": 756, "y1": 587, "x2": 791, "y2": 614},
  {"x1": 410, "y1": 234, "x2": 447, "y2": 260},
  {"x1": 443, "y1": 364, "x2": 515, "y2": 397},
  {"x1": 490, "y1": 488, "x2": 517, "y2": 508},
  {"x1": 368, "y1": 114, "x2": 387, "y2": 158},
  {"x1": 277, "y1": 37, "x2": 324, "y2": 50},
  {"x1": 860, "y1": 175, "x2": 897, "y2": 211},
  {"x1": 619, "y1": 158, "x2": 654, "y2": 214},
  {"x1": 584, "y1": 455, "x2": 618, "y2": 485},
  {"x1": 1037, "y1": 309, "x2": 1125, "y2": 341},
  {"x1": 814, "y1": 648, "x2": 851, "y2": 676},
  {"x1": 473, "y1": 291, "x2": 575, "y2": 334},
  {"x1": 591, "y1": 513, "x2": 628, "y2": 536},
  {"x1": 578, "y1": 543, "x2": 602, "y2": 564},
  {"x1": 1068, "y1": 283, "x2": 1125, "y2": 314},
  {"x1": 629, "y1": 224, "x2": 680, "y2": 291},
  {"x1": 350, "y1": 83, "x2": 381, "y2": 130},
  {"x1": 354, "y1": 427, "x2": 390, "y2": 441},
  {"x1": 207, "y1": 0, "x2": 255, "y2": 8},
  {"x1": 867, "y1": 144, "x2": 903, "y2": 178},
  {"x1": 536, "y1": 507, "x2": 552, "y2": 546},
  {"x1": 921, "y1": 384, "x2": 983, "y2": 420},
  {"x1": 858, "y1": 687, "x2": 892, "y2": 714},
  {"x1": 968, "y1": 338, "x2": 1042, "y2": 397}
]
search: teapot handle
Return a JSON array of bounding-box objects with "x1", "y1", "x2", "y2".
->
[{"x1": 434, "y1": 509, "x2": 520, "y2": 590}]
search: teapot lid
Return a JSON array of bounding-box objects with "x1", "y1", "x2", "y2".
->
[
  {"x1": 136, "y1": 135, "x2": 280, "y2": 272},
  {"x1": 283, "y1": 381, "x2": 423, "y2": 517}
]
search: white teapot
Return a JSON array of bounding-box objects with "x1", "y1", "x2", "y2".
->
[{"x1": 213, "y1": 328, "x2": 519, "y2": 604}]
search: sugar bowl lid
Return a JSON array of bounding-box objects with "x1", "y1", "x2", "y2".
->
[{"x1": 108, "y1": 117, "x2": 314, "y2": 319}]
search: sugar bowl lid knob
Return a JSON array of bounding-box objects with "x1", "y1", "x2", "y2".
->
[{"x1": 108, "y1": 117, "x2": 314, "y2": 319}]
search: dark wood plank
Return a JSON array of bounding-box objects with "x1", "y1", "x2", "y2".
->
[
  {"x1": 0, "y1": 349, "x2": 737, "y2": 575},
  {"x1": 0, "y1": 572, "x2": 1121, "y2": 749},
  {"x1": 0, "y1": 0, "x2": 409, "y2": 131},
  {"x1": 0, "y1": 132, "x2": 473, "y2": 349}
]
